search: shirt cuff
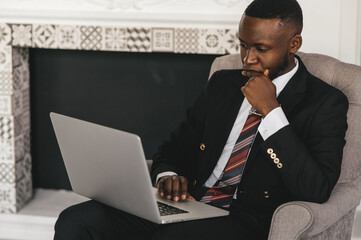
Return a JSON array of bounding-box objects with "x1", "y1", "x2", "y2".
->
[
  {"x1": 258, "y1": 107, "x2": 289, "y2": 140},
  {"x1": 156, "y1": 172, "x2": 177, "y2": 184}
]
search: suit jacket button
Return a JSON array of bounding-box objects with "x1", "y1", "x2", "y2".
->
[
  {"x1": 277, "y1": 163, "x2": 283, "y2": 169},
  {"x1": 264, "y1": 191, "x2": 270, "y2": 199},
  {"x1": 193, "y1": 180, "x2": 197, "y2": 186},
  {"x1": 200, "y1": 143, "x2": 206, "y2": 151},
  {"x1": 270, "y1": 153, "x2": 277, "y2": 159},
  {"x1": 273, "y1": 158, "x2": 280, "y2": 164},
  {"x1": 267, "y1": 148, "x2": 273, "y2": 154}
]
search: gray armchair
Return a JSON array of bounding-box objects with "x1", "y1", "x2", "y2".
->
[{"x1": 209, "y1": 52, "x2": 361, "y2": 239}]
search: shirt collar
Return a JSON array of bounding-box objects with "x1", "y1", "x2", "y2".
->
[{"x1": 273, "y1": 58, "x2": 299, "y2": 96}]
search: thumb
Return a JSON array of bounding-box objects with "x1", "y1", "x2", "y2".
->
[{"x1": 264, "y1": 69, "x2": 270, "y2": 77}]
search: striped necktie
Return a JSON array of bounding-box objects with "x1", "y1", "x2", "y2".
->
[{"x1": 200, "y1": 107, "x2": 262, "y2": 208}]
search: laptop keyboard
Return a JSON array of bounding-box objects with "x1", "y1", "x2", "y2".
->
[{"x1": 157, "y1": 201, "x2": 189, "y2": 216}]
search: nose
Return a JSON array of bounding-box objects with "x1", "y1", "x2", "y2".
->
[{"x1": 243, "y1": 48, "x2": 258, "y2": 66}]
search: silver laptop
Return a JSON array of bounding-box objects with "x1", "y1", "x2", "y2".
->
[{"x1": 50, "y1": 112, "x2": 229, "y2": 224}]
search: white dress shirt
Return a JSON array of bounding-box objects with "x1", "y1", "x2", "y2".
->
[{"x1": 157, "y1": 58, "x2": 299, "y2": 186}]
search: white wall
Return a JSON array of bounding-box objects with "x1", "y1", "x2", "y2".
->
[
  {"x1": 0, "y1": 0, "x2": 360, "y2": 64},
  {"x1": 299, "y1": 0, "x2": 361, "y2": 65}
]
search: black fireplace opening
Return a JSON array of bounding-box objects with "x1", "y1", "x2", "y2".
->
[{"x1": 29, "y1": 48, "x2": 219, "y2": 190}]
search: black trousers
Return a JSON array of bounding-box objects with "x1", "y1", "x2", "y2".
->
[{"x1": 54, "y1": 200, "x2": 269, "y2": 240}]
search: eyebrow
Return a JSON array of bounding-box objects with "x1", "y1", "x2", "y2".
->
[{"x1": 238, "y1": 37, "x2": 270, "y2": 47}]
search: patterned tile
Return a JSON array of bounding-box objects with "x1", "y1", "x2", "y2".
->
[
  {"x1": 0, "y1": 95, "x2": 11, "y2": 115},
  {"x1": 32, "y1": 24, "x2": 57, "y2": 48},
  {"x1": 21, "y1": 110, "x2": 30, "y2": 132},
  {"x1": 23, "y1": 131, "x2": 30, "y2": 154},
  {"x1": 15, "y1": 159, "x2": 24, "y2": 181},
  {"x1": 13, "y1": 67, "x2": 23, "y2": 91},
  {"x1": 0, "y1": 116, "x2": 13, "y2": 140},
  {"x1": 199, "y1": 29, "x2": 225, "y2": 54},
  {"x1": 0, "y1": 183, "x2": 16, "y2": 208},
  {"x1": 0, "y1": 45, "x2": 12, "y2": 72},
  {"x1": 0, "y1": 162, "x2": 15, "y2": 184},
  {"x1": 0, "y1": 204, "x2": 16, "y2": 213},
  {"x1": 174, "y1": 28, "x2": 199, "y2": 54},
  {"x1": 56, "y1": 25, "x2": 80, "y2": 50},
  {"x1": 152, "y1": 28, "x2": 174, "y2": 52},
  {"x1": 0, "y1": 24, "x2": 11, "y2": 46},
  {"x1": 102, "y1": 27, "x2": 128, "y2": 51},
  {"x1": 224, "y1": 29, "x2": 240, "y2": 54},
  {"x1": 80, "y1": 26, "x2": 102, "y2": 50},
  {"x1": 11, "y1": 24, "x2": 32, "y2": 47},
  {"x1": 0, "y1": 139, "x2": 14, "y2": 162},
  {"x1": 13, "y1": 114, "x2": 22, "y2": 137},
  {"x1": 23, "y1": 153, "x2": 32, "y2": 177},
  {"x1": 0, "y1": 71, "x2": 12, "y2": 95},
  {"x1": 13, "y1": 91, "x2": 23, "y2": 116},
  {"x1": 127, "y1": 28, "x2": 151, "y2": 52},
  {"x1": 16, "y1": 168, "x2": 32, "y2": 210},
  {"x1": 15, "y1": 135, "x2": 24, "y2": 162},
  {"x1": 22, "y1": 88, "x2": 30, "y2": 112}
]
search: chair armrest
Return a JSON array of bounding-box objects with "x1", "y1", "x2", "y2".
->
[{"x1": 268, "y1": 177, "x2": 361, "y2": 240}]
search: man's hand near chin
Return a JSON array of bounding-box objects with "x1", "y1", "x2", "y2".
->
[
  {"x1": 157, "y1": 175, "x2": 195, "y2": 202},
  {"x1": 241, "y1": 69, "x2": 280, "y2": 117}
]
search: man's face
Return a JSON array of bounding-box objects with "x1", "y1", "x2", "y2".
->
[{"x1": 238, "y1": 15, "x2": 296, "y2": 80}]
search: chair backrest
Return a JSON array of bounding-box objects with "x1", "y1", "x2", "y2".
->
[{"x1": 209, "y1": 52, "x2": 361, "y2": 184}]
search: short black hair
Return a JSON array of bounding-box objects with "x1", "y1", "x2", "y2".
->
[{"x1": 245, "y1": 0, "x2": 303, "y2": 33}]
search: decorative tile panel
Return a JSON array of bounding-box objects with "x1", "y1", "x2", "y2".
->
[
  {"x1": 102, "y1": 27, "x2": 128, "y2": 51},
  {"x1": 0, "y1": 45, "x2": 12, "y2": 72},
  {"x1": 0, "y1": 95, "x2": 11, "y2": 115},
  {"x1": 199, "y1": 29, "x2": 225, "y2": 54},
  {"x1": 0, "y1": 71, "x2": 12, "y2": 95},
  {"x1": 14, "y1": 135, "x2": 24, "y2": 162},
  {"x1": 152, "y1": 28, "x2": 174, "y2": 52},
  {"x1": 13, "y1": 114, "x2": 23, "y2": 137},
  {"x1": 16, "y1": 173, "x2": 32, "y2": 210},
  {"x1": 0, "y1": 183, "x2": 16, "y2": 209},
  {"x1": 11, "y1": 24, "x2": 32, "y2": 47},
  {"x1": 13, "y1": 91, "x2": 23, "y2": 116},
  {"x1": 175, "y1": 28, "x2": 199, "y2": 54},
  {"x1": 32, "y1": 24, "x2": 58, "y2": 49},
  {"x1": 0, "y1": 116, "x2": 13, "y2": 140},
  {"x1": 224, "y1": 29, "x2": 240, "y2": 54},
  {"x1": 0, "y1": 162, "x2": 15, "y2": 184},
  {"x1": 56, "y1": 25, "x2": 80, "y2": 50},
  {"x1": 127, "y1": 28, "x2": 151, "y2": 52},
  {"x1": 80, "y1": 26, "x2": 102, "y2": 50},
  {"x1": 0, "y1": 24, "x2": 11, "y2": 46},
  {"x1": 0, "y1": 139, "x2": 14, "y2": 162}
]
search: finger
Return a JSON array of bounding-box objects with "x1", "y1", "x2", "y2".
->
[
  {"x1": 264, "y1": 69, "x2": 270, "y2": 77},
  {"x1": 187, "y1": 194, "x2": 195, "y2": 200},
  {"x1": 180, "y1": 177, "x2": 188, "y2": 200},
  {"x1": 157, "y1": 178, "x2": 165, "y2": 197},
  {"x1": 164, "y1": 177, "x2": 172, "y2": 200},
  {"x1": 172, "y1": 176, "x2": 180, "y2": 202}
]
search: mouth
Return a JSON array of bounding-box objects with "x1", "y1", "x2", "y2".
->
[{"x1": 240, "y1": 68, "x2": 264, "y2": 74}]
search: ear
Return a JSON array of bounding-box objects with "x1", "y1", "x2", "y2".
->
[{"x1": 289, "y1": 34, "x2": 302, "y2": 54}]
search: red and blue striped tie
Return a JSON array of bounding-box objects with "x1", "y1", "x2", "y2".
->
[{"x1": 200, "y1": 107, "x2": 261, "y2": 208}]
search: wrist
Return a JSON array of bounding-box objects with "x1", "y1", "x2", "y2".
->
[{"x1": 260, "y1": 103, "x2": 280, "y2": 117}]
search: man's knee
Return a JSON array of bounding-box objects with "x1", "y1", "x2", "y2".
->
[{"x1": 54, "y1": 201, "x2": 101, "y2": 240}]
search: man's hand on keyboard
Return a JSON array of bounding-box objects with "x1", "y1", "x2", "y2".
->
[{"x1": 157, "y1": 175, "x2": 194, "y2": 202}]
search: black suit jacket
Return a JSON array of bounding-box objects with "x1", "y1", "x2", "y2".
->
[{"x1": 151, "y1": 56, "x2": 348, "y2": 231}]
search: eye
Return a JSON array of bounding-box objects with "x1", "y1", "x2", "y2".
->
[
  {"x1": 257, "y1": 47, "x2": 269, "y2": 53},
  {"x1": 239, "y1": 43, "x2": 248, "y2": 49}
]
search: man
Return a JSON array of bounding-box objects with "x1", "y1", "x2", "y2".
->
[{"x1": 54, "y1": 0, "x2": 348, "y2": 239}]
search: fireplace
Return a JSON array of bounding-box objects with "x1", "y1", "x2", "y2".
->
[{"x1": 0, "y1": 1, "x2": 242, "y2": 212}]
